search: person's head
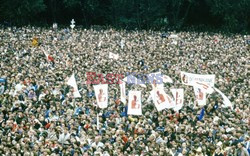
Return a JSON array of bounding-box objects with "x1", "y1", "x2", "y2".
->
[
  {"x1": 133, "y1": 95, "x2": 137, "y2": 100},
  {"x1": 99, "y1": 89, "x2": 103, "y2": 94},
  {"x1": 237, "y1": 143, "x2": 243, "y2": 148}
]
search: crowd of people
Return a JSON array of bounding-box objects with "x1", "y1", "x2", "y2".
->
[{"x1": 0, "y1": 26, "x2": 249, "y2": 156}]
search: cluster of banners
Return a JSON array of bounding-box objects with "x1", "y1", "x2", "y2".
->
[{"x1": 65, "y1": 71, "x2": 232, "y2": 116}]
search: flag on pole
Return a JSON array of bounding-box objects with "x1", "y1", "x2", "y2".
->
[
  {"x1": 162, "y1": 75, "x2": 173, "y2": 83},
  {"x1": 67, "y1": 74, "x2": 81, "y2": 98},
  {"x1": 150, "y1": 89, "x2": 173, "y2": 111},
  {"x1": 170, "y1": 88, "x2": 184, "y2": 111},
  {"x1": 193, "y1": 86, "x2": 206, "y2": 106},
  {"x1": 42, "y1": 48, "x2": 54, "y2": 62},
  {"x1": 94, "y1": 84, "x2": 108, "y2": 109},
  {"x1": 32, "y1": 37, "x2": 39, "y2": 47},
  {"x1": 128, "y1": 91, "x2": 142, "y2": 115},
  {"x1": 213, "y1": 87, "x2": 233, "y2": 108}
]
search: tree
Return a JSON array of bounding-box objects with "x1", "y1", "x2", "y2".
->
[
  {"x1": 63, "y1": 0, "x2": 100, "y2": 26},
  {"x1": 206, "y1": 0, "x2": 250, "y2": 31},
  {"x1": 0, "y1": 0, "x2": 46, "y2": 24}
]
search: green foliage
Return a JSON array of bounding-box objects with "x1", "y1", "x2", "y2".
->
[
  {"x1": 206, "y1": 0, "x2": 250, "y2": 31},
  {"x1": 0, "y1": 0, "x2": 249, "y2": 32},
  {"x1": 0, "y1": 0, "x2": 46, "y2": 24}
]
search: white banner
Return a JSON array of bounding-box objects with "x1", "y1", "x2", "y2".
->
[
  {"x1": 193, "y1": 86, "x2": 206, "y2": 106},
  {"x1": 170, "y1": 88, "x2": 184, "y2": 111},
  {"x1": 193, "y1": 82, "x2": 214, "y2": 94},
  {"x1": 213, "y1": 87, "x2": 232, "y2": 108},
  {"x1": 120, "y1": 80, "x2": 126, "y2": 104},
  {"x1": 67, "y1": 74, "x2": 81, "y2": 98},
  {"x1": 151, "y1": 89, "x2": 175, "y2": 111},
  {"x1": 162, "y1": 75, "x2": 173, "y2": 83},
  {"x1": 181, "y1": 71, "x2": 215, "y2": 87},
  {"x1": 128, "y1": 91, "x2": 142, "y2": 115},
  {"x1": 94, "y1": 84, "x2": 108, "y2": 109}
]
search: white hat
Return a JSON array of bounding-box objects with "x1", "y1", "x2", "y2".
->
[
  {"x1": 216, "y1": 141, "x2": 222, "y2": 147},
  {"x1": 196, "y1": 147, "x2": 202, "y2": 152}
]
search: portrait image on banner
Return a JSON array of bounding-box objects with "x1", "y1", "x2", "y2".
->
[
  {"x1": 94, "y1": 84, "x2": 108, "y2": 108},
  {"x1": 193, "y1": 86, "x2": 206, "y2": 106},
  {"x1": 181, "y1": 71, "x2": 215, "y2": 87},
  {"x1": 170, "y1": 89, "x2": 184, "y2": 111},
  {"x1": 128, "y1": 91, "x2": 142, "y2": 115},
  {"x1": 151, "y1": 89, "x2": 174, "y2": 111}
]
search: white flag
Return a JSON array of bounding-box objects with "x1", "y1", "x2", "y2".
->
[
  {"x1": 109, "y1": 52, "x2": 119, "y2": 60},
  {"x1": 119, "y1": 80, "x2": 126, "y2": 104},
  {"x1": 181, "y1": 71, "x2": 215, "y2": 87},
  {"x1": 67, "y1": 74, "x2": 81, "y2": 98},
  {"x1": 193, "y1": 82, "x2": 214, "y2": 94},
  {"x1": 170, "y1": 89, "x2": 184, "y2": 111},
  {"x1": 128, "y1": 91, "x2": 142, "y2": 115},
  {"x1": 150, "y1": 89, "x2": 174, "y2": 111},
  {"x1": 94, "y1": 84, "x2": 108, "y2": 109},
  {"x1": 213, "y1": 87, "x2": 232, "y2": 108},
  {"x1": 193, "y1": 86, "x2": 206, "y2": 106},
  {"x1": 162, "y1": 75, "x2": 173, "y2": 83}
]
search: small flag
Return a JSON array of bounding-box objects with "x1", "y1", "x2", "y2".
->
[
  {"x1": 32, "y1": 37, "x2": 39, "y2": 47},
  {"x1": 93, "y1": 84, "x2": 108, "y2": 109},
  {"x1": 198, "y1": 108, "x2": 205, "y2": 121},
  {"x1": 170, "y1": 88, "x2": 184, "y2": 111},
  {"x1": 213, "y1": 87, "x2": 232, "y2": 108},
  {"x1": 162, "y1": 75, "x2": 173, "y2": 83},
  {"x1": 67, "y1": 74, "x2": 81, "y2": 98},
  {"x1": 128, "y1": 91, "x2": 142, "y2": 115},
  {"x1": 193, "y1": 86, "x2": 206, "y2": 106}
]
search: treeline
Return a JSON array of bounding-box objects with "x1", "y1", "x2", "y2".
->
[{"x1": 0, "y1": 0, "x2": 249, "y2": 32}]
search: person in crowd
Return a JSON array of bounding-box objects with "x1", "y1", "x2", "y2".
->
[{"x1": 0, "y1": 26, "x2": 249, "y2": 155}]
